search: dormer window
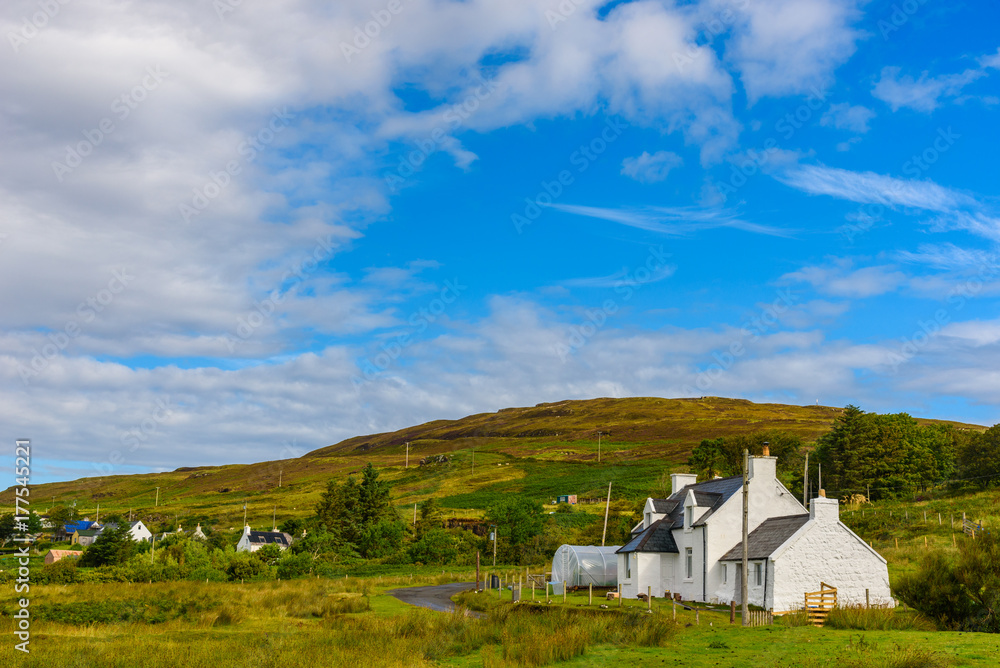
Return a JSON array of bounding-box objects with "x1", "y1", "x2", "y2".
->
[{"x1": 685, "y1": 505, "x2": 693, "y2": 527}]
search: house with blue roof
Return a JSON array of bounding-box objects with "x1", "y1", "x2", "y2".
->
[{"x1": 617, "y1": 450, "x2": 892, "y2": 613}]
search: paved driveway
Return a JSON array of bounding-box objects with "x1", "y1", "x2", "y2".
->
[{"x1": 387, "y1": 581, "x2": 479, "y2": 614}]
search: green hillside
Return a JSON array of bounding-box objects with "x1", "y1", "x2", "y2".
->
[{"x1": 2, "y1": 396, "x2": 983, "y2": 532}]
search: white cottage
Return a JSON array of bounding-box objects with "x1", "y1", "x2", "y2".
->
[
  {"x1": 617, "y1": 452, "x2": 892, "y2": 613},
  {"x1": 236, "y1": 525, "x2": 293, "y2": 552}
]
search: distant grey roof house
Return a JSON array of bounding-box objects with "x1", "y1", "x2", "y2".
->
[{"x1": 236, "y1": 526, "x2": 293, "y2": 552}]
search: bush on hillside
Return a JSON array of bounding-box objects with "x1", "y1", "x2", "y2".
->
[{"x1": 896, "y1": 531, "x2": 1000, "y2": 632}]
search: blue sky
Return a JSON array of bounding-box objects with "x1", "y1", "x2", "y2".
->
[{"x1": 2, "y1": 0, "x2": 999, "y2": 484}]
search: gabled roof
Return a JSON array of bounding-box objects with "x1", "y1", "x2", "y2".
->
[
  {"x1": 649, "y1": 498, "x2": 678, "y2": 514},
  {"x1": 616, "y1": 519, "x2": 679, "y2": 554},
  {"x1": 75, "y1": 529, "x2": 101, "y2": 537},
  {"x1": 246, "y1": 531, "x2": 292, "y2": 546},
  {"x1": 48, "y1": 550, "x2": 82, "y2": 557},
  {"x1": 718, "y1": 514, "x2": 810, "y2": 561},
  {"x1": 665, "y1": 475, "x2": 744, "y2": 528}
]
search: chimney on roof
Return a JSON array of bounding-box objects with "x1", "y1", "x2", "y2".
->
[
  {"x1": 819, "y1": 489, "x2": 826, "y2": 498},
  {"x1": 810, "y1": 494, "x2": 839, "y2": 524},
  {"x1": 670, "y1": 472, "x2": 698, "y2": 494}
]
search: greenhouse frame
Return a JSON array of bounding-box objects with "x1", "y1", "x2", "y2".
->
[{"x1": 549, "y1": 544, "x2": 621, "y2": 594}]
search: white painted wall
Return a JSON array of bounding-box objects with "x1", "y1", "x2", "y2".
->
[{"x1": 769, "y1": 498, "x2": 893, "y2": 612}]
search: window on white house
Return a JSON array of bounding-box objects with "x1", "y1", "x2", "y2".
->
[
  {"x1": 685, "y1": 506, "x2": 693, "y2": 527},
  {"x1": 626, "y1": 554, "x2": 631, "y2": 579},
  {"x1": 685, "y1": 548, "x2": 693, "y2": 579},
  {"x1": 754, "y1": 562, "x2": 762, "y2": 586},
  {"x1": 722, "y1": 564, "x2": 727, "y2": 584}
]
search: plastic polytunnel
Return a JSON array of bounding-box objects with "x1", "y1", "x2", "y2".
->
[{"x1": 549, "y1": 544, "x2": 621, "y2": 595}]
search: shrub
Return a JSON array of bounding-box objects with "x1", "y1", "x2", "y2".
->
[
  {"x1": 896, "y1": 531, "x2": 1000, "y2": 632},
  {"x1": 276, "y1": 552, "x2": 313, "y2": 579}
]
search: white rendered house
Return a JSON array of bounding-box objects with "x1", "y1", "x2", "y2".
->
[
  {"x1": 616, "y1": 453, "x2": 892, "y2": 612},
  {"x1": 236, "y1": 525, "x2": 293, "y2": 552}
]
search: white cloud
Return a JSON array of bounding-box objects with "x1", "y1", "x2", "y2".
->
[
  {"x1": 621, "y1": 150, "x2": 683, "y2": 183},
  {"x1": 820, "y1": 103, "x2": 875, "y2": 133},
  {"x1": 782, "y1": 260, "x2": 907, "y2": 298},
  {"x1": 775, "y1": 164, "x2": 977, "y2": 211},
  {"x1": 550, "y1": 203, "x2": 793, "y2": 237},
  {"x1": 872, "y1": 65, "x2": 987, "y2": 112}
]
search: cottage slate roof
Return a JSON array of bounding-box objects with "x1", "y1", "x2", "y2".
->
[
  {"x1": 247, "y1": 531, "x2": 293, "y2": 547},
  {"x1": 666, "y1": 475, "x2": 744, "y2": 528},
  {"x1": 616, "y1": 519, "x2": 679, "y2": 554},
  {"x1": 649, "y1": 498, "x2": 678, "y2": 514},
  {"x1": 718, "y1": 514, "x2": 810, "y2": 561}
]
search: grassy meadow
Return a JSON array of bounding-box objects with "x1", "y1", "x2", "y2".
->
[
  {"x1": 4, "y1": 574, "x2": 1000, "y2": 667},
  {"x1": 2, "y1": 396, "x2": 998, "y2": 664}
]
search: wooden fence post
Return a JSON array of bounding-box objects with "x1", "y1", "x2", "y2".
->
[
  {"x1": 672, "y1": 598, "x2": 676, "y2": 620},
  {"x1": 618, "y1": 584, "x2": 622, "y2": 608},
  {"x1": 696, "y1": 608, "x2": 700, "y2": 624},
  {"x1": 730, "y1": 600, "x2": 736, "y2": 624},
  {"x1": 563, "y1": 581, "x2": 567, "y2": 603},
  {"x1": 589, "y1": 583, "x2": 592, "y2": 606},
  {"x1": 866, "y1": 589, "x2": 870, "y2": 609}
]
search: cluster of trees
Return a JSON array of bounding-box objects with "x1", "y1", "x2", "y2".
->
[
  {"x1": 687, "y1": 407, "x2": 1000, "y2": 500},
  {"x1": 815, "y1": 406, "x2": 978, "y2": 499},
  {"x1": 688, "y1": 430, "x2": 803, "y2": 480}
]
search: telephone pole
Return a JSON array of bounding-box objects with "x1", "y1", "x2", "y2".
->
[
  {"x1": 597, "y1": 431, "x2": 603, "y2": 463},
  {"x1": 154, "y1": 487, "x2": 159, "y2": 507},
  {"x1": 741, "y1": 448, "x2": 749, "y2": 627},
  {"x1": 601, "y1": 481, "x2": 612, "y2": 546},
  {"x1": 803, "y1": 452, "x2": 809, "y2": 509},
  {"x1": 405, "y1": 442, "x2": 409, "y2": 468}
]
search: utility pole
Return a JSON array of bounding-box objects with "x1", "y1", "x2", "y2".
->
[
  {"x1": 597, "y1": 431, "x2": 603, "y2": 463},
  {"x1": 96, "y1": 504, "x2": 100, "y2": 523},
  {"x1": 741, "y1": 448, "x2": 749, "y2": 627},
  {"x1": 242, "y1": 500, "x2": 247, "y2": 527},
  {"x1": 278, "y1": 468, "x2": 282, "y2": 488},
  {"x1": 803, "y1": 452, "x2": 809, "y2": 509},
  {"x1": 601, "y1": 481, "x2": 612, "y2": 546},
  {"x1": 155, "y1": 487, "x2": 160, "y2": 507},
  {"x1": 818, "y1": 462, "x2": 822, "y2": 495},
  {"x1": 405, "y1": 442, "x2": 409, "y2": 468},
  {"x1": 272, "y1": 506, "x2": 276, "y2": 531},
  {"x1": 492, "y1": 525, "x2": 497, "y2": 566},
  {"x1": 413, "y1": 503, "x2": 417, "y2": 526}
]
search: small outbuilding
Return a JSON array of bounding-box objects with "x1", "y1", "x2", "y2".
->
[
  {"x1": 549, "y1": 544, "x2": 621, "y2": 594},
  {"x1": 45, "y1": 550, "x2": 82, "y2": 565}
]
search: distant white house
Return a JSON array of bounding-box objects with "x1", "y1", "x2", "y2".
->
[
  {"x1": 192, "y1": 524, "x2": 207, "y2": 540},
  {"x1": 617, "y1": 452, "x2": 893, "y2": 613},
  {"x1": 101, "y1": 520, "x2": 153, "y2": 543},
  {"x1": 236, "y1": 526, "x2": 293, "y2": 553}
]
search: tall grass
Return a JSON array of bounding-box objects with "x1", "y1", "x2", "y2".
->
[{"x1": 826, "y1": 605, "x2": 936, "y2": 631}]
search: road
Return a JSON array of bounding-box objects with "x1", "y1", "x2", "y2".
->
[{"x1": 387, "y1": 581, "x2": 479, "y2": 614}]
